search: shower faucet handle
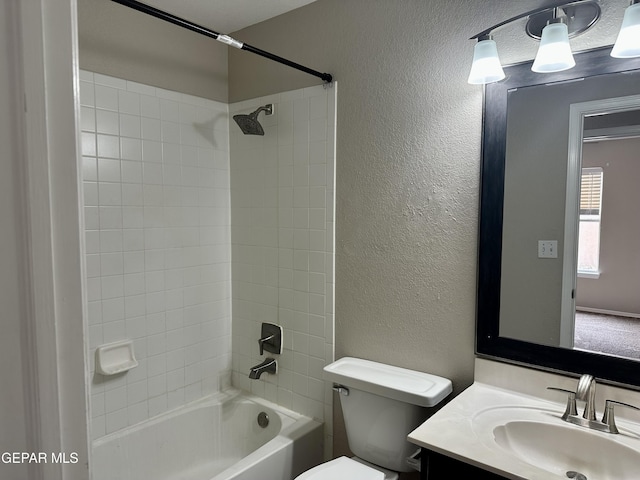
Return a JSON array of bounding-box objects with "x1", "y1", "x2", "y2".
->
[
  {"x1": 258, "y1": 323, "x2": 282, "y2": 355},
  {"x1": 258, "y1": 334, "x2": 275, "y2": 355}
]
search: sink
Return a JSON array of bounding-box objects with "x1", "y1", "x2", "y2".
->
[
  {"x1": 472, "y1": 406, "x2": 640, "y2": 479},
  {"x1": 408, "y1": 376, "x2": 640, "y2": 480},
  {"x1": 494, "y1": 419, "x2": 640, "y2": 479}
]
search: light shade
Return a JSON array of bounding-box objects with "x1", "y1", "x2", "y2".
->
[
  {"x1": 467, "y1": 39, "x2": 505, "y2": 85},
  {"x1": 531, "y1": 22, "x2": 575, "y2": 73},
  {"x1": 611, "y1": 2, "x2": 640, "y2": 58}
]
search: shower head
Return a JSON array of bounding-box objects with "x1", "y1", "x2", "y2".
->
[{"x1": 233, "y1": 104, "x2": 274, "y2": 135}]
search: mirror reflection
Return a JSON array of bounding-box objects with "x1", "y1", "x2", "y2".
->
[
  {"x1": 498, "y1": 71, "x2": 640, "y2": 361},
  {"x1": 575, "y1": 110, "x2": 640, "y2": 360},
  {"x1": 476, "y1": 47, "x2": 640, "y2": 388}
]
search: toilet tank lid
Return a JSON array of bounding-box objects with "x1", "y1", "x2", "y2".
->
[{"x1": 323, "y1": 357, "x2": 452, "y2": 407}]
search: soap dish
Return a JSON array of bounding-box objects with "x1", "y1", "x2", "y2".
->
[{"x1": 95, "y1": 339, "x2": 138, "y2": 375}]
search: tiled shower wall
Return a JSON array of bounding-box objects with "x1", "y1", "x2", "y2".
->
[
  {"x1": 79, "y1": 71, "x2": 232, "y2": 439},
  {"x1": 229, "y1": 85, "x2": 336, "y2": 446},
  {"x1": 79, "y1": 71, "x2": 336, "y2": 447}
]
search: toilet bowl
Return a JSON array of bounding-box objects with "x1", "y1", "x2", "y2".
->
[
  {"x1": 294, "y1": 357, "x2": 452, "y2": 480},
  {"x1": 294, "y1": 456, "x2": 392, "y2": 480}
]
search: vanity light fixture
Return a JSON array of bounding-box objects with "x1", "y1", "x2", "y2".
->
[
  {"x1": 468, "y1": 0, "x2": 609, "y2": 85},
  {"x1": 468, "y1": 35, "x2": 505, "y2": 85},
  {"x1": 531, "y1": 10, "x2": 575, "y2": 73},
  {"x1": 611, "y1": 0, "x2": 640, "y2": 58}
]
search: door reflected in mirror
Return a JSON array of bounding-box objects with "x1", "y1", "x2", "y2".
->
[{"x1": 573, "y1": 107, "x2": 640, "y2": 360}]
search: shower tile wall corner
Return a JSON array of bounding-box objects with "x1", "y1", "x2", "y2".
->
[
  {"x1": 80, "y1": 70, "x2": 232, "y2": 439},
  {"x1": 229, "y1": 85, "x2": 336, "y2": 454}
]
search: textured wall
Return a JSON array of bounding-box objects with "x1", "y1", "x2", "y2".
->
[{"x1": 77, "y1": 0, "x2": 228, "y2": 101}]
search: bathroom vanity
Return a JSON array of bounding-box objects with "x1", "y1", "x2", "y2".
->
[
  {"x1": 409, "y1": 359, "x2": 640, "y2": 480},
  {"x1": 419, "y1": 451, "x2": 506, "y2": 479},
  {"x1": 409, "y1": 17, "x2": 640, "y2": 479}
]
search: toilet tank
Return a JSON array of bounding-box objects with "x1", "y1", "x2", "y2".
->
[{"x1": 324, "y1": 357, "x2": 452, "y2": 473}]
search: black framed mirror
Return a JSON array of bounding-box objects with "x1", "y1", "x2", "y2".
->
[{"x1": 477, "y1": 45, "x2": 640, "y2": 387}]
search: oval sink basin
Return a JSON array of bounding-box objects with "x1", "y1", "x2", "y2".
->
[{"x1": 493, "y1": 420, "x2": 640, "y2": 480}]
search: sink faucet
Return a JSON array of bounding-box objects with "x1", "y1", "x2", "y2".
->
[
  {"x1": 249, "y1": 358, "x2": 277, "y2": 379},
  {"x1": 576, "y1": 374, "x2": 597, "y2": 421},
  {"x1": 548, "y1": 374, "x2": 640, "y2": 434}
]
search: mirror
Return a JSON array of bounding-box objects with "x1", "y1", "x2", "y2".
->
[{"x1": 477, "y1": 46, "x2": 640, "y2": 387}]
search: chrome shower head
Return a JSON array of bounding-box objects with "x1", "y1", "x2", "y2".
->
[{"x1": 233, "y1": 104, "x2": 274, "y2": 135}]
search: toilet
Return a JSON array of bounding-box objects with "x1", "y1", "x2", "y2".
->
[{"x1": 295, "y1": 357, "x2": 453, "y2": 480}]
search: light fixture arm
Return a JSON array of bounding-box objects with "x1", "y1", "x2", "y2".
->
[{"x1": 469, "y1": 0, "x2": 595, "y2": 40}]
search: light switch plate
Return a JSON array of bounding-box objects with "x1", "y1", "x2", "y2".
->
[{"x1": 538, "y1": 240, "x2": 558, "y2": 258}]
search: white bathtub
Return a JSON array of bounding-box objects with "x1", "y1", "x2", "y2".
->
[{"x1": 91, "y1": 389, "x2": 323, "y2": 480}]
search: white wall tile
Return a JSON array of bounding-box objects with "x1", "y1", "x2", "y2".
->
[
  {"x1": 96, "y1": 110, "x2": 119, "y2": 135},
  {"x1": 230, "y1": 86, "x2": 335, "y2": 433},
  {"x1": 97, "y1": 134, "x2": 120, "y2": 159},
  {"x1": 141, "y1": 117, "x2": 162, "y2": 141},
  {"x1": 95, "y1": 85, "x2": 119, "y2": 111},
  {"x1": 82, "y1": 71, "x2": 231, "y2": 439},
  {"x1": 127, "y1": 402, "x2": 148, "y2": 426},
  {"x1": 142, "y1": 140, "x2": 162, "y2": 163},
  {"x1": 103, "y1": 321, "x2": 126, "y2": 343},
  {"x1": 121, "y1": 138, "x2": 142, "y2": 161},
  {"x1": 82, "y1": 132, "x2": 97, "y2": 156},
  {"x1": 83, "y1": 75, "x2": 335, "y2": 443},
  {"x1": 119, "y1": 91, "x2": 140, "y2": 116},
  {"x1": 105, "y1": 409, "x2": 128, "y2": 434},
  {"x1": 119, "y1": 113, "x2": 141, "y2": 138},
  {"x1": 80, "y1": 81, "x2": 95, "y2": 107},
  {"x1": 127, "y1": 81, "x2": 156, "y2": 97},
  {"x1": 140, "y1": 95, "x2": 160, "y2": 118}
]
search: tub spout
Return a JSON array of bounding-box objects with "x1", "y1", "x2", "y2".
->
[{"x1": 249, "y1": 358, "x2": 277, "y2": 379}]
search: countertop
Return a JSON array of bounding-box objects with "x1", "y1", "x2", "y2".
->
[{"x1": 407, "y1": 382, "x2": 640, "y2": 480}]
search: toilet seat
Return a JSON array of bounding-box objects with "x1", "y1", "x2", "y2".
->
[{"x1": 295, "y1": 456, "x2": 385, "y2": 480}]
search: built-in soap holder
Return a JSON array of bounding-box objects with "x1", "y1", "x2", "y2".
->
[{"x1": 95, "y1": 339, "x2": 138, "y2": 376}]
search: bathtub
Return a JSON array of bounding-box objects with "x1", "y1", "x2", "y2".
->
[{"x1": 91, "y1": 389, "x2": 323, "y2": 480}]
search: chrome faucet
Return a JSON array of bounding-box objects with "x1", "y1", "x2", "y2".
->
[
  {"x1": 249, "y1": 358, "x2": 277, "y2": 379},
  {"x1": 548, "y1": 374, "x2": 640, "y2": 434}
]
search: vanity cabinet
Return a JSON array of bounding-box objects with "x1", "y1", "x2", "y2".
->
[{"x1": 420, "y1": 449, "x2": 507, "y2": 480}]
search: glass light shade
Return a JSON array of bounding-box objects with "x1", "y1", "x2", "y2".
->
[
  {"x1": 467, "y1": 39, "x2": 505, "y2": 85},
  {"x1": 531, "y1": 22, "x2": 575, "y2": 73},
  {"x1": 611, "y1": 3, "x2": 640, "y2": 58}
]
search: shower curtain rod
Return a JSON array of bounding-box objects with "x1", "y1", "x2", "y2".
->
[{"x1": 111, "y1": 0, "x2": 333, "y2": 84}]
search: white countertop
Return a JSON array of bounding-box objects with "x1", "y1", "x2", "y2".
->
[{"x1": 407, "y1": 381, "x2": 640, "y2": 480}]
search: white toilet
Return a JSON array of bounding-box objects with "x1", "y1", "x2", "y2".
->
[{"x1": 295, "y1": 357, "x2": 452, "y2": 480}]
